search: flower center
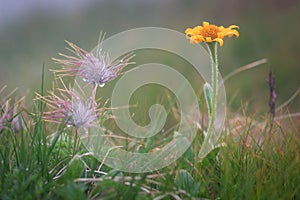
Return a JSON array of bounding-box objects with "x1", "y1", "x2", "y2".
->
[{"x1": 201, "y1": 25, "x2": 219, "y2": 39}]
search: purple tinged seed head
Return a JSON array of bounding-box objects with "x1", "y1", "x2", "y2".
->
[
  {"x1": 0, "y1": 86, "x2": 27, "y2": 132},
  {"x1": 39, "y1": 82, "x2": 102, "y2": 129},
  {"x1": 52, "y1": 33, "x2": 134, "y2": 87}
]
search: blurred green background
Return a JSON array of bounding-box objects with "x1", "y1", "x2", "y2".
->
[{"x1": 0, "y1": 0, "x2": 299, "y2": 114}]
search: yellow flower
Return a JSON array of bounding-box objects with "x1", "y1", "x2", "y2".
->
[{"x1": 185, "y1": 21, "x2": 239, "y2": 46}]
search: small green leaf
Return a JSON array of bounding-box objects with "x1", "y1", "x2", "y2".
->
[
  {"x1": 57, "y1": 156, "x2": 85, "y2": 183},
  {"x1": 53, "y1": 182, "x2": 87, "y2": 200},
  {"x1": 174, "y1": 169, "x2": 200, "y2": 196},
  {"x1": 204, "y1": 82, "x2": 213, "y2": 116}
]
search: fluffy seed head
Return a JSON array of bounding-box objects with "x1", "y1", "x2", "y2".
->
[
  {"x1": 52, "y1": 33, "x2": 134, "y2": 87},
  {"x1": 0, "y1": 86, "x2": 27, "y2": 132},
  {"x1": 38, "y1": 81, "x2": 102, "y2": 129}
]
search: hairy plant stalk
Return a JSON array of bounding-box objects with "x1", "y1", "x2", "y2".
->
[
  {"x1": 199, "y1": 42, "x2": 219, "y2": 158},
  {"x1": 72, "y1": 128, "x2": 78, "y2": 158},
  {"x1": 207, "y1": 42, "x2": 218, "y2": 127}
]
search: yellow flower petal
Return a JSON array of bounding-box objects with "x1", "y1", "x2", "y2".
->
[
  {"x1": 203, "y1": 21, "x2": 209, "y2": 27},
  {"x1": 217, "y1": 32, "x2": 225, "y2": 39},
  {"x1": 185, "y1": 28, "x2": 193, "y2": 35},
  {"x1": 231, "y1": 30, "x2": 239, "y2": 37},
  {"x1": 228, "y1": 25, "x2": 239, "y2": 29},
  {"x1": 224, "y1": 30, "x2": 239, "y2": 38},
  {"x1": 191, "y1": 35, "x2": 204, "y2": 43},
  {"x1": 213, "y1": 38, "x2": 224, "y2": 46},
  {"x1": 205, "y1": 37, "x2": 212, "y2": 42}
]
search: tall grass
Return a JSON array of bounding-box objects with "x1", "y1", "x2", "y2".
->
[
  {"x1": 0, "y1": 58, "x2": 299, "y2": 199},
  {"x1": 1, "y1": 85, "x2": 299, "y2": 199}
]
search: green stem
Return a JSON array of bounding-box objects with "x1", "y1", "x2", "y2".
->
[
  {"x1": 199, "y1": 42, "x2": 219, "y2": 158},
  {"x1": 72, "y1": 128, "x2": 78, "y2": 158},
  {"x1": 207, "y1": 42, "x2": 218, "y2": 130}
]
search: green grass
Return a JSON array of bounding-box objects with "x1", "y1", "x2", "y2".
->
[
  {"x1": 0, "y1": 91, "x2": 299, "y2": 199},
  {"x1": 0, "y1": 58, "x2": 299, "y2": 199}
]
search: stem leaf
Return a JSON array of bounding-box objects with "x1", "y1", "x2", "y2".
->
[{"x1": 204, "y1": 82, "x2": 213, "y2": 117}]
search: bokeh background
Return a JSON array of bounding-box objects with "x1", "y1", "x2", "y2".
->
[{"x1": 0, "y1": 0, "x2": 299, "y2": 114}]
